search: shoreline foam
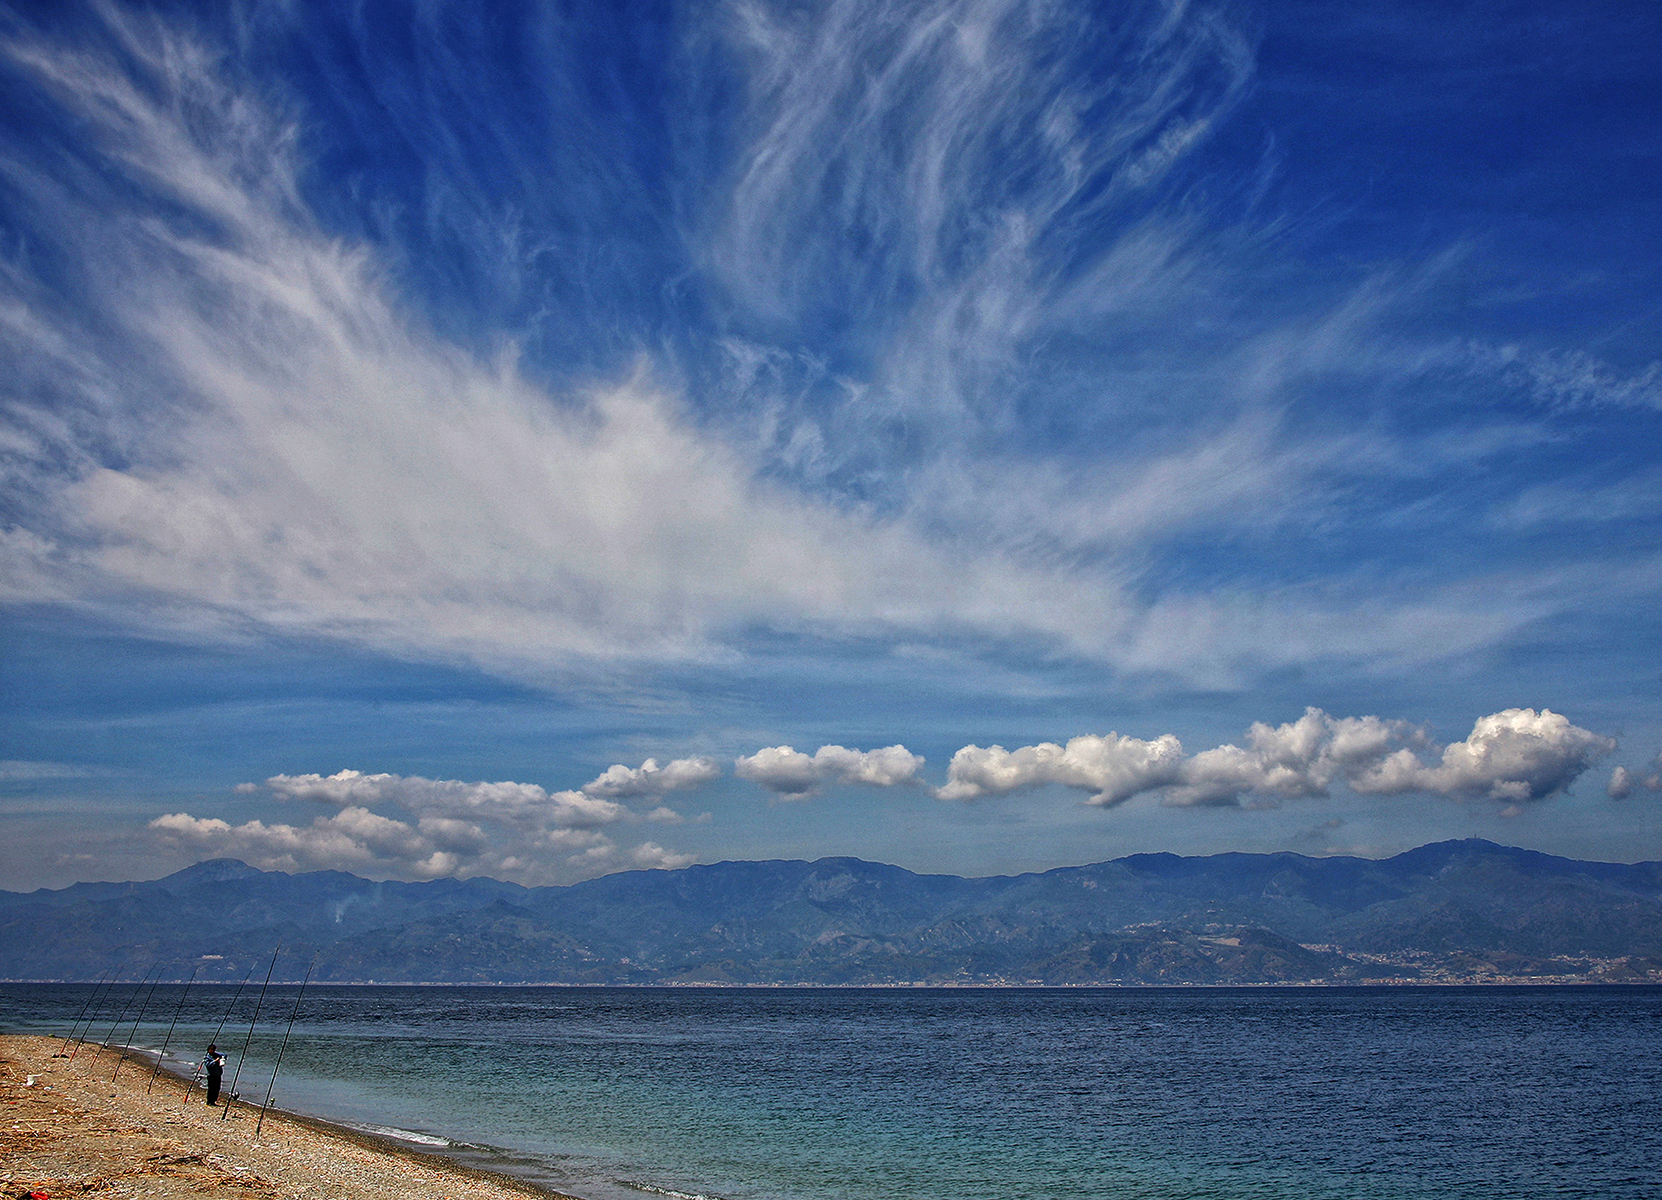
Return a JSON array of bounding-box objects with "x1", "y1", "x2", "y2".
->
[{"x1": 1, "y1": 1033, "x2": 579, "y2": 1199}]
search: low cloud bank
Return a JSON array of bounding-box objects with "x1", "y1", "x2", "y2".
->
[
  {"x1": 937, "y1": 708, "x2": 1614, "y2": 809},
  {"x1": 150, "y1": 808, "x2": 483, "y2": 880},
  {"x1": 150, "y1": 708, "x2": 1617, "y2": 882},
  {"x1": 151, "y1": 756, "x2": 719, "y2": 882}
]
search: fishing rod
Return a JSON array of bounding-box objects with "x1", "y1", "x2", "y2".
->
[
  {"x1": 221, "y1": 943, "x2": 281, "y2": 1121},
  {"x1": 210, "y1": 964, "x2": 256, "y2": 1047},
  {"x1": 113, "y1": 962, "x2": 171, "y2": 1082},
  {"x1": 184, "y1": 961, "x2": 257, "y2": 1107},
  {"x1": 255, "y1": 953, "x2": 317, "y2": 1141},
  {"x1": 59, "y1": 966, "x2": 113, "y2": 1057},
  {"x1": 149, "y1": 965, "x2": 201, "y2": 1093},
  {"x1": 93, "y1": 963, "x2": 160, "y2": 1065},
  {"x1": 68, "y1": 962, "x2": 127, "y2": 1062}
]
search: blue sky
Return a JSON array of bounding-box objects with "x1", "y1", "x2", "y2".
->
[{"x1": 1, "y1": 0, "x2": 1659, "y2": 890}]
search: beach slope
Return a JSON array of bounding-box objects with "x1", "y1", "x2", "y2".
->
[{"x1": 1, "y1": 1034, "x2": 572, "y2": 1200}]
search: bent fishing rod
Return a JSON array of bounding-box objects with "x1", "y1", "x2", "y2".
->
[
  {"x1": 94, "y1": 963, "x2": 161, "y2": 1064},
  {"x1": 221, "y1": 943, "x2": 281, "y2": 1121},
  {"x1": 113, "y1": 963, "x2": 171, "y2": 1081},
  {"x1": 59, "y1": 966, "x2": 112, "y2": 1057},
  {"x1": 255, "y1": 953, "x2": 317, "y2": 1141},
  {"x1": 149, "y1": 965, "x2": 200, "y2": 1093},
  {"x1": 68, "y1": 962, "x2": 128, "y2": 1062}
]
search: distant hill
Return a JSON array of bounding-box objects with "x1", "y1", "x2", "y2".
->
[{"x1": 2, "y1": 840, "x2": 1659, "y2": 985}]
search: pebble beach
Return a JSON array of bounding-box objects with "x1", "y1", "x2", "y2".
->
[{"x1": 0, "y1": 1035, "x2": 572, "y2": 1200}]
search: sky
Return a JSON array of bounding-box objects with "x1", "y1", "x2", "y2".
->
[{"x1": 0, "y1": 0, "x2": 1659, "y2": 891}]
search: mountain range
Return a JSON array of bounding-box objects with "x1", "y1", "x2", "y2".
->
[{"x1": 3, "y1": 839, "x2": 1659, "y2": 985}]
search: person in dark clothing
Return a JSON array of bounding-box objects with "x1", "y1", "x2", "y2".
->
[{"x1": 204, "y1": 1044, "x2": 225, "y2": 1105}]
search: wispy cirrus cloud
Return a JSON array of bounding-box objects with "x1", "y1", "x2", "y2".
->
[
  {"x1": 1463, "y1": 343, "x2": 1662, "y2": 413},
  {"x1": 706, "y1": 0, "x2": 1254, "y2": 436},
  {"x1": 0, "y1": 4, "x2": 1162, "y2": 679},
  {"x1": 0, "y1": 760, "x2": 98, "y2": 781},
  {"x1": 0, "y1": 0, "x2": 1654, "y2": 723}
]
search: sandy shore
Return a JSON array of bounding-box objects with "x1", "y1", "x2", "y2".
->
[{"x1": 1, "y1": 1034, "x2": 578, "y2": 1200}]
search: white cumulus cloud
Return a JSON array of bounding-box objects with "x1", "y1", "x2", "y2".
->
[
  {"x1": 735, "y1": 744, "x2": 926, "y2": 797},
  {"x1": 936, "y1": 733, "x2": 1185, "y2": 806},
  {"x1": 1170, "y1": 711, "x2": 1411, "y2": 808},
  {"x1": 1607, "y1": 759, "x2": 1662, "y2": 800},
  {"x1": 153, "y1": 762, "x2": 712, "y2": 883},
  {"x1": 580, "y1": 756, "x2": 722, "y2": 798},
  {"x1": 632, "y1": 842, "x2": 696, "y2": 870},
  {"x1": 266, "y1": 770, "x2": 627, "y2": 829},
  {"x1": 1348, "y1": 708, "x2": 1616, "y2": 803},
  {"x1": 938, "y1": 707, "x2": 1613, "y2": 809},
  {"x1": 149, "y1": 807, "x2": 462, "y2": 879}
]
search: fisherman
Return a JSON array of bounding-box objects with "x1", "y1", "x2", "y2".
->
[{"x1": 204, "y1": 1044, "x2": 225, "y2": 1105}]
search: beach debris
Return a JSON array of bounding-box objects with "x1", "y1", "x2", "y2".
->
[{"x1": 144, "y1": 1152, "x2": 208, "y2": 1166}]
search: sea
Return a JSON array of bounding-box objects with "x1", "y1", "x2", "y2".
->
[{"x1": 3, "y1": 984, "x2": 1659, "y2": 1200}]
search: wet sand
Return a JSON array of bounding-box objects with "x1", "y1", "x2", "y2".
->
[{"x1": 1, "y1": 1034, "x2": 577, "y2": 1200}]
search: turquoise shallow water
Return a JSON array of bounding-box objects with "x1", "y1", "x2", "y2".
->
[{"x1": 5, "y1": 985, "x2": 1660, "y2": 1200}]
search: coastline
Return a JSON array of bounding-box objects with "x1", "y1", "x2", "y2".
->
[{"x1": 0, "y1": 1034, "x2": 579, "y2": 1200}]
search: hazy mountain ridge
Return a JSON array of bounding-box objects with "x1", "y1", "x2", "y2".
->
[{"x1": 3, "y1": 840, "x2": 1659, "y2": 984}]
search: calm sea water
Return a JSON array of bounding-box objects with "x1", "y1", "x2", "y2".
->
[{"x1": 4, "y1": 985, "x2": 1659, "y2": 1200}]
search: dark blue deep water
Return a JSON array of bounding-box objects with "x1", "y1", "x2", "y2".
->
[{"x1": 5, "y1": 985, "x2": 1659, "y2": 1199}]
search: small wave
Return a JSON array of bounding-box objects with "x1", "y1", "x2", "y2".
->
[
  {"x1": 342, "y1": 1121, "x2": 451, "y2": 1147},
  {"x1": 617, "y1": 1180, "x2": 731, "y2": 1200}
]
